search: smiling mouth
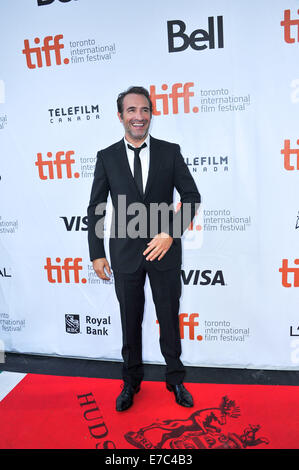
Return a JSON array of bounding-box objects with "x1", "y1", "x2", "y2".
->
[{"x1": 131, "y1": 121, "x2": 147, "y2": 129}]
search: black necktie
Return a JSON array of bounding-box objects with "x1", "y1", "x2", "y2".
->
[{"x1": 127, "y1": 142, "x2": 147, "y2": 196}]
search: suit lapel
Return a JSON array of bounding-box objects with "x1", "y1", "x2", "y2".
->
[
  {"x1": 115, "y1": 139, "x2": 143, "y2": 199},
  {"x1": 115, "y1": 136, "x2": 162, "y2": 200},
  {"x1": 144, "y1": 136, "x2": 162, "y2": 199}
]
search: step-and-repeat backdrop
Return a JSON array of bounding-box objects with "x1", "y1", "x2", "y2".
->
[{"x1": 1, "y1": 0, "x2": 298, "y2": 370}]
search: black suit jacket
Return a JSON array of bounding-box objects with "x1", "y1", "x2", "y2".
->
[{"x1": 87, "y1": 136, "x2": 201, "y2": 273}]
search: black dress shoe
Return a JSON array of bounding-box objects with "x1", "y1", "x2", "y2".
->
[
  {"x1": 166, "y1": 383, "x2": 194, "y2": 407},
  {"x1": 116, "y1": 383, "x2": 140, "y2": 412}
]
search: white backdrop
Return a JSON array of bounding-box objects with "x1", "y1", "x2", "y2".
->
[{"x1": 1, "y1": 0, "x2": 299, "y2": 370}]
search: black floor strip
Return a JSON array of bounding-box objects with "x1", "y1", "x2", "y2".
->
[{"x1": 1, "y1": 352, "x2": 299, "y2": 386}]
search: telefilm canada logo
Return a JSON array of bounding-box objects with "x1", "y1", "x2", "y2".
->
[
  {"x1": 184, "y1": 154, "x2": 229, "y2": 174},
  {"x1": 48, "y1": 104, "x2": 100, "y2": 124}
]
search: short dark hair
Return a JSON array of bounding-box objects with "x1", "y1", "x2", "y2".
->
[{"x1": 117, "y1": 86, "x2": 153, "y2": 116}]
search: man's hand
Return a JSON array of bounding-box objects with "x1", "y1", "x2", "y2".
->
[
  {"x1": 143, "y1": 232, "x2": 173, "y2": 262},
  {"x1": 92, "y1": 258, "x2": 111, "y2": 280}
]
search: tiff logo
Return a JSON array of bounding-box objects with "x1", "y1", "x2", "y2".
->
[
  {"x1": 156, "y1": 313, "x2": 202, "y2": 341},
  {"x1": 279, "y1": 259, "x2": 299, "y2": 287},
  {"x1": 150, "y1": 82, "x2": 198, "y2": 115},
  {"x1": 35, "y1": 150, "x2": 79, "y2": 179},
  {"x1": 22, "y1": 35, "x2": 69, "y2": 69},
  {"x1": 281, "y1": 9, "x2": 299, "y2": 43},
  {"x1": 44, "y1": 257, "x2": 86, "y2": 283},
  {"x1": 281, "y1": 139, "x2": 299, "y2": 170}
]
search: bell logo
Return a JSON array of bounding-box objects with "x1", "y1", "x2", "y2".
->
[
  {"x1": 279, "y1": 259, "x2": 299, "y2": 287},
  {"x1": 150, "y1": 82, "x2": 198, "y2": 115},
  {"x1": 35, "y1": 150, "x2": 79, "y2": 180},
  {"x1": 281, "y1": 9, "x2": 299, "y2": 43},
  {"x1": 167, "y1": 17, "x2": 224, "y2": 53},
  {"x1": 22, "y1": 35, "x2": 69, "y2": 69},
  {"x1": 44, "y1": 257, "x2": 86, "y2": 283},
  {"x1": 281, "y1": 139, "x2": 299, "y2": 170}
]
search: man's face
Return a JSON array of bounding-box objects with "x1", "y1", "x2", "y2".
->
[{"x1": 118, "y1": 93, "x2": 151, "y2": 145}]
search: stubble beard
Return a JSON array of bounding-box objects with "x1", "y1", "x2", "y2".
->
[{"x1": 126, "y1": 120, "x2": 150, "y2": 142}]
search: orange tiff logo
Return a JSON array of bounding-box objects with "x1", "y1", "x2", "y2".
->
[
  {"x1": 157, "y1": 313, "x2": 202, "y2": 340},
  {"x1": 281, "y1": 9, "x2": 299, "y2": 43},
  {"x1": 22, "y1": 35, "x2": 69, "y2": 69},
  {"x1": 281, "y1": 139, "x2": 299, "y2": 170},
  {"x1": 44, "y1": 257, "x2": 86, "y2": 283},
  {"x1": 150, "y1": 82, "x2": 198, "y2": 115},
  {"x1": 35, "y1": 151, "x2": 79, "y2": 179},
  {"x1": 279, "y1": 259, "x2": 299, "y2": 287}
]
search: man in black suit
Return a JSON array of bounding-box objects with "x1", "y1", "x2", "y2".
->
[{"x1": 88, "y1": 86, "x2": 201, "y2": 411}]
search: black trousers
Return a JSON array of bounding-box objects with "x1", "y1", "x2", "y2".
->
[{"x1": 113, "y1": 257, "x2": 185, "y2": 387}]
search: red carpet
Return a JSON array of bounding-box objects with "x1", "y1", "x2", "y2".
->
[{"x1": 0, "y1": 374, "x2": 298, "y2": 449}]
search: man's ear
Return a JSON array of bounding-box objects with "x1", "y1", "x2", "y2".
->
[{"x1": 117, "y1": 112, "x2": 123, "y2": 123}]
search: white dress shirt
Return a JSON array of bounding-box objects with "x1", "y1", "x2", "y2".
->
[{"x1": 124, "y1": 135, "x2": 150, "y2": 193}]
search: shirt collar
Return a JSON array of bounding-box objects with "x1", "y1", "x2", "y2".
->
[{"x1": 124, "y1": 134, "x2": 150, "y2": 150}]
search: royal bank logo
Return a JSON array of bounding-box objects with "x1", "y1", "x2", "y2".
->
[
  {"x1": 65, "y1": 314, "x2": 111, "y2": 335},
  {"x1": 65, "y1": 314, "x2": 80, "y2": 334}
]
